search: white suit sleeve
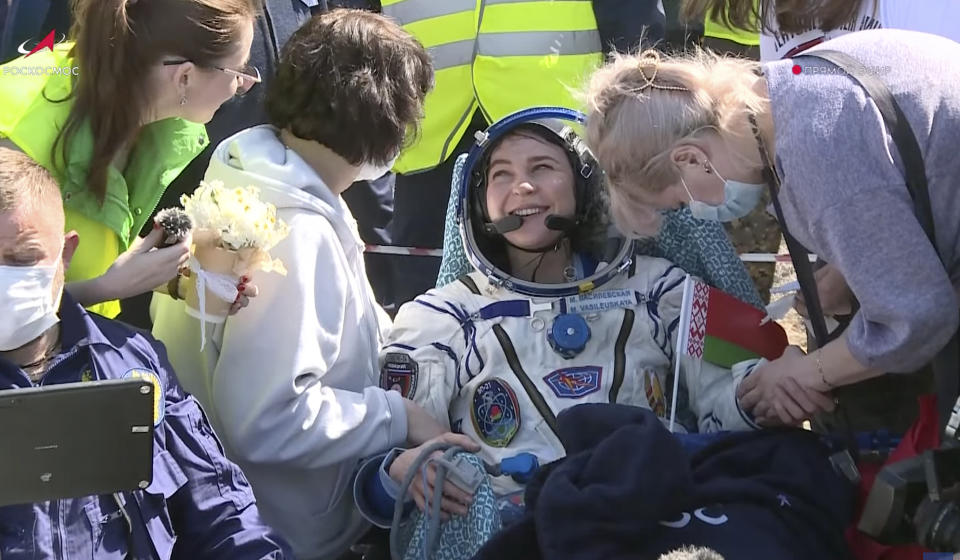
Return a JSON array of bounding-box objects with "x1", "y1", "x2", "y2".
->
[
  {"x1": 210, "y1": 215, "x2": 407, "y2": 467},
  {"x1": 379, "y1": 287, "x2": 472, "y2": 431},
  {"x1": 653, "y1": 267, "x2": 760, "y2": 433}
]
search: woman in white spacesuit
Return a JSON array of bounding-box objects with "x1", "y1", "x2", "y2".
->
[
  {"x1": 351, "y1": 109, "x2": 855, "y2": 560},
  {"x1": 362, "y1": 108, "x2": 760, "y2": 518}
]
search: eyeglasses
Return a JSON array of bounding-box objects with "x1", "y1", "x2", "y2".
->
[{"x1": 162, "y1": 59, "x2": 262, "y2": 95}]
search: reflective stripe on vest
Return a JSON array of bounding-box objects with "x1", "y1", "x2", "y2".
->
[
  {"x1": 477, "y1": 30, "x2": 601, "y2": 57},
  {"x1": 388, "y1": 0, "x2": 602, "y2": 174},
  {"x1": 475, "y1": 0, "x2": 601, "y2": 122},
  {"x1": 382, "y1": 0, "x2": 474, "y2": 26},
  {"x1": 484, "y1": 0, "x2": 594, "y2": 5},
  {"x1": 384, "y1": 0, "x2": 477, "y2": 173},
  {"x1": 428, "y1": 39, "x2": 475, "y2": 71}
]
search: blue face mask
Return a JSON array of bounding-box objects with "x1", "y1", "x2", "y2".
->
[{"x1": 681, "y1": 165, "x2": 765, "y2": 222}]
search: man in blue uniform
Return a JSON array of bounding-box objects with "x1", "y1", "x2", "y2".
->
[{"x1": 0, "y1": 146, "x2": 289, "y2": 558}]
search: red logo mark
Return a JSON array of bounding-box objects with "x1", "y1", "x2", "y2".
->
[{"x1": 18, "y1": 30, "x2": 57, "y2": 58}]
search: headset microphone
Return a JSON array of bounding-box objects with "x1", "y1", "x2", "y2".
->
[
  {"x1": 483, "y1": 215, "x2": 523, "y2": 235},
  {"x1": 544, "y1": 215, "x2": 577, "y2": 232}
]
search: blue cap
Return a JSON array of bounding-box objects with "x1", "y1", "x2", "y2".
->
[{"x1": 548, "y1": 313, "x2": 591, "y2": 359}]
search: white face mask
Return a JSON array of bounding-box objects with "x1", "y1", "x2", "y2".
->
[
  {"x1": 0, "y1": 261, "x2": 63, "y2": 351},
  {"x1": 355, "y1": 155, "x2": 399, "y2": 182},
  {"x1": 681, "y1": 163, "x2": 765, "y2": 222}
]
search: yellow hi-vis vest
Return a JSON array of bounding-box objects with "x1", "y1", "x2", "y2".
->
[
  {"x1": 382, "y1": 0, "x2": 603, "y2": 175},
  {"x1": 704, "y1": 0, "x2": 760, "y2": 46}
]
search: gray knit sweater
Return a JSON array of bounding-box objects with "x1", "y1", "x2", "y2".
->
[{"x1": 764, "y1": 28, "x2": 960, "y2": 372}]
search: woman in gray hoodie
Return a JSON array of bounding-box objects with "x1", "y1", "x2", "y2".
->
[{"x1": 151, "y1": 10, "x2": 476, "y2": 559}]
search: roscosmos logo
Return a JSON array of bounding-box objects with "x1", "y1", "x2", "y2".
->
[
  {"x1": 5, "y1": 30, "x2": 77, "y2": 76},
  {"x1": 17, "y1": 30, "x2": 65, "y2": 57}
]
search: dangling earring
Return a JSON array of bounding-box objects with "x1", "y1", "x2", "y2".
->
[{"x1": 179, "y1": 94, "x2": 187, "y2": 107}]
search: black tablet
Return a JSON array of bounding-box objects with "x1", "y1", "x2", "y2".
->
[{"x1": 0, "y1": 378, "x2": 155, "y2": 506}]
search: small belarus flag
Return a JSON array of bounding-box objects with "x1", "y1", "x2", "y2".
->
[{"x1": 676, "y1": 276, "x2": 789, "y2": 368}]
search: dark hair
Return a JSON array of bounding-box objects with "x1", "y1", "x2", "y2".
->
[
  {"x1": 54, "y1": 0, "x2": 260, "y2": 203},
  {"x1": 680, "y1": 0, "x2": 867, "y2": 35},
  {"x1": 265, "y1": 9, "x2": 434, "y2": 166},
  {"x1": 471, "y1": 124, "x2": 610, "y2": 275}
]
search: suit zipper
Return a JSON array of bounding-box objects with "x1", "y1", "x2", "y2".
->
[
  {"x1": 608, "y1": 309, "x2": 635, "y2": 403},
  {"x1": 37, "y1": 347, "x2": 81, "y2": 387},
  {"x1": 492, "y1": 325, "x2": 559, "y2": 437}
]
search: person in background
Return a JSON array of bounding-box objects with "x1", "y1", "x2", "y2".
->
[
  {"x1": 0, "y1": 146, "x2": 290, "y2": 559},
  {"x1": 151, "y1": 10, "x2": 453, "y2": 559},
  {"x1": 0, "y1": 0, "x2": 260, "y2": 319},
  {"x1": 701, "y1": 0, "x2": 759, "y2": 57},
  {"x1": 682, "y1": 0, "x2": 960, "y2": 63},
  {"x1": 383, "y1": 0, "x2": 666, "y2": 311}
]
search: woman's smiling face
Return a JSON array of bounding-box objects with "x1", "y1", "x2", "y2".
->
[{"x1": 484, "y1": 131, "x2": 577, "y2": 250}]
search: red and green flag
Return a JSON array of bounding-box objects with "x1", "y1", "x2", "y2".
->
[{"x1": 677, "y1": 276, "x2": 789, "y2": 368}]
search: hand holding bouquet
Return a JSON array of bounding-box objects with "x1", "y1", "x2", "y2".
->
[{"x1": 174, "y1": 180, "x2": 290, "y2": 339}]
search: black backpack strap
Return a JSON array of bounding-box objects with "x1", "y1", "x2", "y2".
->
[
  {"x1": 747, "y1": 112, "x2": 831, "y2": 347},
  {"x1": 791, "y1": 49, "x2": 958, "y2": 430}
]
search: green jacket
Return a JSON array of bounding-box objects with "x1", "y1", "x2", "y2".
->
[{"x1": 0, "y1": 44, "x2": 209, "y2": 248}]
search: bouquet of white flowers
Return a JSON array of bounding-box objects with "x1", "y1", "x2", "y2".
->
[{"x1": 176, "y1": 180, "x2": 290, "y2": 331}]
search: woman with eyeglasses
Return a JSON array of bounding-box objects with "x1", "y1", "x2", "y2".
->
[{"x1": 0, "y1": 0, "x2": 261, "y2": 319}]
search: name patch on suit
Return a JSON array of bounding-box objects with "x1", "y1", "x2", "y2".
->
[
  {"x1": 381, "y1": 353, "x2": 418, "y2": 398},
  {"x1": 471, "y1": 379, "x2": 521, "y2": 447},
  {"x1": 543, "y1": 366, "x2": 602, "y2": 399}
]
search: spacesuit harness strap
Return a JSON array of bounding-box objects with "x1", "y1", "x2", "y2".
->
[{"x1": 469, "y1": 290, "x2": 646, "y2": 322}]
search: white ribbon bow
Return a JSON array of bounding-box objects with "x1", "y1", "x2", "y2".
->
[{"x1": 185, "y1": 256, "x2": 239, "y2": 351}]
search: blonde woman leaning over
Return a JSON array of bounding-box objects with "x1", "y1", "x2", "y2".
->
[{"x1": 582, "y1": 30, "x2": 960, "y2": 433}]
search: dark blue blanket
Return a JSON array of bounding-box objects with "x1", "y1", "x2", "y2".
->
[{"x1": 474, "y1": 404, "x2": 854, "y2": 560}]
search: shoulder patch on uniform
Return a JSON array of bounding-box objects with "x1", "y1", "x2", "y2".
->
[
  {"x1": 471, "y1": 378, "x2": 521, "y2": 447},
  {"x1": 543, "y1": 366, "x2": 602, "y2": 399},
  {"x1": 381, "y1": 353, "x2": 418, "y2": 398},
  {"x1": 123, "y1": 368, "x2": 165, "y2": 426},
  {"x1": 644, "y1": 369, "x2": 666, "y2": 418}
]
